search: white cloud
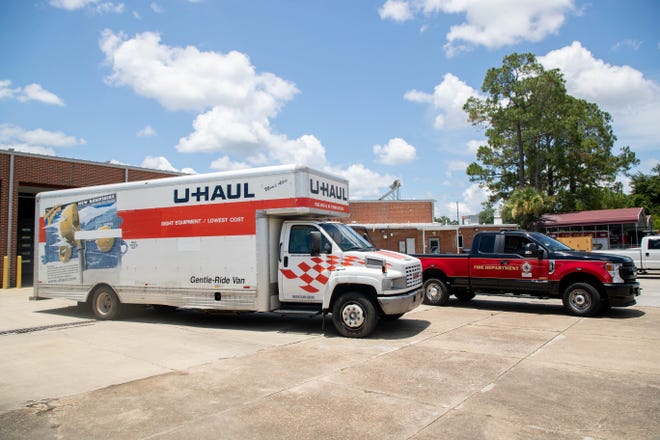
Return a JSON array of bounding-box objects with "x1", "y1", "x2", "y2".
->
[
  {"x1": 99, "y1": 30, "x2": 316, "y2": 165},
  {"x1": 0, "y1": 80, "x2": 64, "y2": 106},
  {"x1": 150, "y1": 2, "x2": 163, "y2": 13},
  {"x1": 141, "y1": 156, "x2": 177, "y2": 172},
  {"x1": 18, "y1": 83, "x2": 64, "y2": 106},
  {"x1": 466, "y1": 139, "x2": 484, "y2": 155},
  {"x1": 446, "y1": 160, "x2": 468, "y2": 176},
  {"x1": 0, "y1": 144, "x2": 56, "y2": 156},
  {"x1": 210, "y1": 156, "x2": 252, "y2": 171},
  {"x1": 539, "y1": 41, "x2": 660, "y2": 151},
  {"x1": 99, "y1": 30, "x2": 398, "y2": 200},
  {"x1": 50, "y1": 0, "x2": 124, "y2": 14},
  {"x1": 379, "y1": 0, "x2": 575, "y2": 56},
  {"x1": 50, "y1": 0, "x2": 98, "y2": 10},
  {"x1": 378, "y1": 0, "x2": 413, "y2": 22},
  {"x1": 405, "y1": 73, "x2": 481, "y2": 129},
  {"x1": 373, "y1": 137, "x2": 417, "y2": 165},
  {"x1": 0, "y1": 124, "x2": 84, "y2": 147},
  {"x1": 441, "y1": 183, "x2": 490, "y2": 218},
  {"x1": 612, "y1": 39, "x2": 642, "y2": 52},
  {"x1": 0, "y1": 124, "x2": 85, "y2": 155},
  {"x1": 136, "y1": 125, "x2": 156, "y2": 137},
  {"x1": 328, "y1": 164, "x2": 399, "y2": 200},
  {"x1": 100, "y1": 30, "x2": 298, "y2": 113},
  {"x1": 95, "y1": 2, "x2": 124, "y2": 14},
  {"x1": 0, "y1": 80, "x2": 16, "y2": 100}
]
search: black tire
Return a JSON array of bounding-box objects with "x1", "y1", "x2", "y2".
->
[
  {"x1": 331, "y1": 292, "x2": 379, "y2": 338},
  {"x1": 562, "y1": 282, "x2": 601, "y2": 317},
  {"x1": 91, "y1": 286, "x2": 122, "y2": 320},
  {"x1": 423, "y1": 278, "x2": 450, "y2": 306},
  {"x1": 454, "y1": 290, "x2": 475, "y2": 302}
]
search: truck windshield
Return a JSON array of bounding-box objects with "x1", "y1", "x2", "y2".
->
[
  {"x1": 320, "y1": 222, "x2": 376, "y2": 252},
  {"x1": 529, "y1": 232, "x2": 573, "y2": 251}
]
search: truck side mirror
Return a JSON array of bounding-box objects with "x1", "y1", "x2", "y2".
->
[
  {"x1": 310, "y1": 231, "x2": 322, "y2": 256},
  {"x1": 524, "y1": 243, "x2": 540, "y2": 258}
]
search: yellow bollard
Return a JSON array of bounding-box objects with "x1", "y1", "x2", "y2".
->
[
  {"x1": 2, "y1": 256, "x2": 7, "y2": 289},
  {"x1": 16, "y1": 256, "x2": 22, "y2": 289}
]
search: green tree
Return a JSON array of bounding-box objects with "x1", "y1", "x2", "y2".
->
[
  {"x1": 434, "y1": 216, "x2": 458, "y2": 225},
  {"x1": 464, "y1": 52, "x2": 638, "y2": 220},
  {"x1": 501, "y1": 187, "x2": 555, "y2": 229},
  {"x1": 630, "y1": 164, "x2": 660, "y2": 230}
]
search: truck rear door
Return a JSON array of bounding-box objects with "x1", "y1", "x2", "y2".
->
[{"x1": 470, "y1": 234, "x2": 550, "y2": 294}]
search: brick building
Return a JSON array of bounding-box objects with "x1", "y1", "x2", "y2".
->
[
  {"x1": 346, "y1": 200, "x2": 517, "y2": 254},
  {"x1": 343, "y1": 200, "x2": 434, "y2": 224},
  {"x1": 1, "y1": 150, "x2": 181, "y2": 287}
]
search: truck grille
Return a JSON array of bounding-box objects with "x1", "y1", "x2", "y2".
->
[
  {"x1": 406, "y1": 263, "x2": 423, "y2": 288},
  {"x1": 620, "y1": 261, "x2": 637, "y2": 282}
]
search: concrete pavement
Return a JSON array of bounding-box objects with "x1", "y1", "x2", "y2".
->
[{"x1": 0, "y1": 278, "x2": 659, "y2": 439}]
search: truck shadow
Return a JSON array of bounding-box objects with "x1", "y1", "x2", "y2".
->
[
  {"x1": 445, "y1": 298, "x2": 646, "y2": 319},
  {"x1": 35, "y1": 304, "x2": 430, "y2": 339}
]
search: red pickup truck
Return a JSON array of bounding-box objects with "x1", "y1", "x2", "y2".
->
[{"x1": 414, "y1": 230, "x2": 640, "y2": 316}]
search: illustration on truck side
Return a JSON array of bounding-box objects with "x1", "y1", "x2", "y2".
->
[
  {"x1": 33, "y1": 165, "x2": 423, "y2": 338},
  {"x1": 414, "y1": 230, "x2": 640, "y2": 316}
]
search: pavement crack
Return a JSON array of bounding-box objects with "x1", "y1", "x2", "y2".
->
[{"x1": 0, "y1": 321, "x2": 96, "y2": 336}]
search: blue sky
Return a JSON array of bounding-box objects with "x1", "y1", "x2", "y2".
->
[{"x1": 1, "y1": 0, "x2": 658, "y2": 220}]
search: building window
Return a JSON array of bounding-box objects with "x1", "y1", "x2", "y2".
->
[{"x1": 429, "y1": 238, "x2": 440, "y2": 254}]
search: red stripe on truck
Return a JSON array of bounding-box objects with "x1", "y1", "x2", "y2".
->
[{"x1": 39, "y1": 197, "x2": 348, "y2": 242}]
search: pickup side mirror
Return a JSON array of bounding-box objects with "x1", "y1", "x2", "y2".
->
[
  {"x1": 310, "y1": 231, "x2": 322, "y2": 256},
  {"x1": 524, "y1": 243, "x2": 541, "y2": 258}
]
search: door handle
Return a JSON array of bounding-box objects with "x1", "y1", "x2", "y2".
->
[
  {"x1": 283, "y1": 256, "x2": 289, "y2": 267},
  {"x1": 500, "y1": 260, "x2": 509, "y2": 265}
]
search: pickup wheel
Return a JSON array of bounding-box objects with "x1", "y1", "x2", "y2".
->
[
  {"x1": 562, "y1": 282, "x2": 601, "y2": 317},
  {"x1": 91, "y1": 286, "x2": 122, "y2": 320},
  {"x1": 332, "y1": 292, "x2": 379, "y2": 338},
  {"x1": 423, "y1": 278, "x2": 449, "y2": 306}
]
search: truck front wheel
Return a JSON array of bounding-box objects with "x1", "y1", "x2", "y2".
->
[
  {"x1": 91, "y1": 286, "x2": 122, "y2": 320},
  {"x1": 423, "y1": 278, "x2": 449, "y2": 306},
  {"x1": 562, "y1": 282, "x2": 601, "y2": 317},
  {"x1": 332, "y1": 293, "x2": 379, "y2": 338}
]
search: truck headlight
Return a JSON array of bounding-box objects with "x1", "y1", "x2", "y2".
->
[
  {"x1": 605, "y1": 262, "x2": 624, "y2": 283},
  {"x1": 383, "y1": 275, "x2": 407, "y2": 291}
]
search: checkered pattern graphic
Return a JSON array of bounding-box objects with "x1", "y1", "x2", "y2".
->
[{"x1": 280, "y1": 255, "x2": 365, "y2": 293}]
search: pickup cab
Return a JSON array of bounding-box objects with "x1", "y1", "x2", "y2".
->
[
  {"x1": 594, "y1": 235, "x2": 660, "y2": 273},
  {"x1": 414, "y1": 230, "x2": 640, "y2": 316}
]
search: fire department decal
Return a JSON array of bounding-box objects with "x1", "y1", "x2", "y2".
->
[
  {"x1": 521, "y1": 262, "x2": 533, "y2": 278},
  {"x1": 280, "y1": 255, "x2": 365, "y2": 293}
]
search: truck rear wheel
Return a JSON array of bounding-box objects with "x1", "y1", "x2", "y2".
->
[
  {"x1": 91, "y1": 286, "x2": 122, "y2": 320},
  {"x1": 332, "y1": 293, "x2": 379, "y2": 338},
  {"x1": 562, "y1": 282, "x2": 601, "y2": 317},
  {"x1": 423, "y1": 278, "x2": 449, "y2": 306}
]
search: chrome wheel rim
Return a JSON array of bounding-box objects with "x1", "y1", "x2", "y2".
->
[{"x1": 341, "y1": 303, "x2": 365, "y2": 328}]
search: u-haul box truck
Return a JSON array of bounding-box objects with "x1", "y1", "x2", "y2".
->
[{"x1": 33, "y1": 165, "x2": 423, "y2": 338}]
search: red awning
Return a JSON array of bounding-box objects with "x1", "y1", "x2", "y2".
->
[{"x1": 539, "y1": 207, "x2": 644, "y2": 227}]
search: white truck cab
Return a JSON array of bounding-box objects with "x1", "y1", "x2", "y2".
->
[{"x1": 33, "y1": 165, "x2": 423, "y2": 338}]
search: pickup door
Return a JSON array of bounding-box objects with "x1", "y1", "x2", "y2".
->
[
  {"x1": 642, "y1": 237, "x2": 660, "y2": 270},
  {"x1": 469, "y1": 234, "x2": 552, "y2": 295}
]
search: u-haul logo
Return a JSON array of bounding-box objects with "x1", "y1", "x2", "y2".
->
[
  {"x1": 309, "y1": 178, "x2": 347, "y2": 201},
  {"x1": 174, "y1": 182, "x2": 255, "y2": 204}
]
